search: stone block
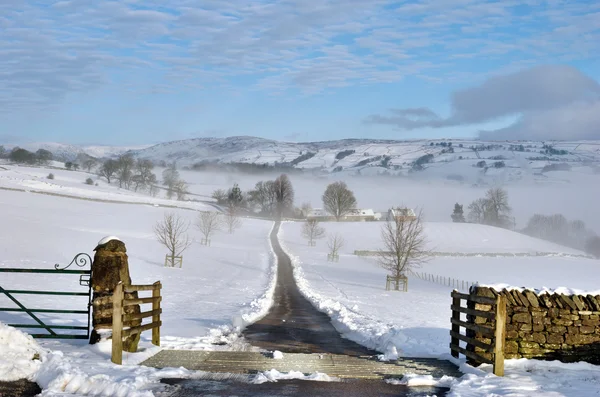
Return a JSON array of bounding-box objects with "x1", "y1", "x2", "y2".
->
[
  {"x1": 543, "y1": 343, "x2": 562, "y2": 350},
  {"x1": 514, "y1": 313, "x2": 532, "y2": 324},
  {"x1": 571, "y1": 295, "x2": 586, "y2": 311},
  {"x1": 524, "y1": 290, "x2": 540, "y2": 307},
  {"x1": 505, "y1": 340, "x2": 519, "y2": 354},
  {"x1": 533, "y1": 324, "x2": 544, "y2": 332},
  {"x1": 546, "y1": 333, "x2": 564, "y2": 344},
  {"x1": 580, "y1": 326, "x2": 595, "y2": 334},
  {"x1": 568, "y1": 326, "x2": 579, "y2": 335},
  {"x1": 552, "y1": 318, "x2": 573, "y2": 326},
  {"x1": 582, "y1": 319, "x2": 599, "y2": 326},
  {"x1": 519, "y1": 341, "x2": 540, "y2": 349},
  {"x1": 520, "y1": 323, "x2": 533, "y2": 332},
  {"x1": 519, "y1": 347, "x2": 542, "y2": 355},
  {"x1": 548, "y1": 325, "x2": 567, "y2": 334},
  {"x1": 506, "y1": 330, "x2": 519, "y2": 339},
  {"x1": 523, "y1": 333, "x2": 546, "y2": 344},
  {"x1": 565, "y1": 333, "x2": 597, "y2": 345}
]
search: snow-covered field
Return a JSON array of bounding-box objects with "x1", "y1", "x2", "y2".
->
[
  {"x1": 0, "y1": 187, "x2": 277, "y2": 395},
  {"x1": 0, "y1": 164, "x2": 215, "y2": 212},
  {"x1": 1, "y1": 159, "x2": 600, "y2": 396},
  {"x1": 279, "y1": 221, "x2": 600, "y2": 396}
]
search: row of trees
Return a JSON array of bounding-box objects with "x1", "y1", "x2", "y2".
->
[
  {"x1": 1, "y1": 147, "x2": 54, "y2": 165},
  {"x1": 97, "y1": 157, "x2": 190, "y2": 200},
  {"x1": 451, "y1": 188, "x2": 600, "y2": 258},
  {"x1": 212, "y1": 178, "x2": 361, "y2": 222},
  {"x1": 523, "y1": 213, "x2": 600, "y2": 258},
  {"x1": 212, "y1": 174, "x2": 295, "y2": 218},
  {"x1": 454, "y1": 187, "x2": 514, "y2": 228}
]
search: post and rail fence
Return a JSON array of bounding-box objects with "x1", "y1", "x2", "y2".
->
[
  {"x1": 411, "y1": 271, "x2": 478, "y2": 292},
  {"x1": 109, "y1": 281, "x2": 162, "y2": 364},
  {"x1": 450, "y1": 290, "x2": 507, "y2": 376}
]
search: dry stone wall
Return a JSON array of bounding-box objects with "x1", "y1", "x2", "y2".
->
[{"x1": 470, "y1": 286, "x2": 600, "y2": 364}]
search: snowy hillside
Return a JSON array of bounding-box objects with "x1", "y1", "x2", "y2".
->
[
  {"x1": 128, "y1": 136, "x2": 600, "y2": 184},
  {"x1": 4, "y1": 137, "x2": 600, "y2": 184},
  {"x1": 2, "y1": 142, "x2": 147, "y2": 161}
]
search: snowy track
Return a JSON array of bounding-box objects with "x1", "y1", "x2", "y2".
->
[{"x1": 243, "y1": 223, "x2": 377, "y2": 356}]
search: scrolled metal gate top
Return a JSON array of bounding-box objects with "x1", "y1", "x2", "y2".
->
[{"x1": 0, "y1": 253, "x2": 93, "y2": 340}]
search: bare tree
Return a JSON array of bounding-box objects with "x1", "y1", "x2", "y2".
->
[
  {"x1": 248, "y1": 180, "x2": 277, "y2": 215},
  {"x1": 302, "y1": 219, "x2": 326, "y2": 246},
  {"x1": 327, "y1": 233, "x2": 344, "y2": 262},
  {"x1": 196, "y1": 211, "x2": 222, "y2": 245},
  {"x1": 322, "y1": 181, "x2": 357, "y2": 221},
  {"x1": 154, "y1": 212, "x2": 192, "y2": 267},
  {"x1": 378, "y1": 209, "x2": 429, "y2": 280},
  {"x1": 212, "y1": 189, "x2": 228, "y2": 205},
  {"x1": 98, "y1": 159, "x2": 119, "y2": 184},
  {"x1": 223, "y1": 207, "x2": 242, "y2": 234},
  {"x1": 173, "y1": 179, "x2": 189, "y2": 201},
  {"x1": 467, "y1": 198, "x2": 488, "y2": 224},
  {"x1": 273, "y1": 174, "x2": 294, "y2": 218},
  {"x1": 83, "y1": 159, "x2": 97, "y2": 172},
  {"x1": 116, "y1": 155, "x2": 135, "y2": 189},
  {"x1": 484, "y1": 187, "x2": 511, "y2": 227},
  {"x1": 162, "y1": 163, "x2": 180, "y2": 198}
]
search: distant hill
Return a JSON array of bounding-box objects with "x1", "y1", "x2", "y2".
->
[
  {"x1": 3, "y1": 136, "x2": 600, "y2": 184},
  {"x1": 2, "y1": 142, "x2": 149, "y2": 162}
]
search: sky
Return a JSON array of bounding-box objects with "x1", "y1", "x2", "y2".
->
[{"x1": 1, "y1": 0, "x2": 600, "y2": 146}]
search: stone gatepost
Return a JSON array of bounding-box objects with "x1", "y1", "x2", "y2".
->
[{"x1": 89, "y1": 236, "x2": 141, "y2": 352}]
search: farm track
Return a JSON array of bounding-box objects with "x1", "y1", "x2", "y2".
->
[{"x1": 243, "y1": 222, "x2": 378, "y2": 356}]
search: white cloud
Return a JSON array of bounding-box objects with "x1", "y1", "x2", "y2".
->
[
  {"x1": 365, "y1": 65, "x2": 600, "y2": 140},
  {"x1": 0, "y1": 0, "x2": 599, "y2": 118}
]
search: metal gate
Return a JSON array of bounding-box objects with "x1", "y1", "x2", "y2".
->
[{"x1": 0, "y1": 253, "x2": 92, "y2": 339}]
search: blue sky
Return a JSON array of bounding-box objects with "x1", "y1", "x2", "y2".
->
[{"x1": 1, "y1": 1, "x2": 599, "y2": 145}]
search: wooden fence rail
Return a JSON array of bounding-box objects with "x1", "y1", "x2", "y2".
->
[
  {"x1": 450, "y1": 290, "x2": 506, "y2": 376},
  {"x1": 111, "y1": 281, "x2": 162, "y2": 364}
]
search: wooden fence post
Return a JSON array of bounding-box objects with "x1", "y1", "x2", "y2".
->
[
  {"x1": 152, "y1": 281, "x2": 161, "y2": 346},
  {"x1": 111, "y1": 282, "x2": 124, "y2": 365},
  {"x1": 493, "y1": 294, "x2": 507, "y2": 376},
  {"x1": 450, "y1": 291, "x2": 460, "y2": 358}
]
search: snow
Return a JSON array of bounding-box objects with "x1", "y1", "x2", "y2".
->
[
  {"x1": 279, "y1": 220, "x2": 600, "y2": 396},
  {"x1": 0, "y1": 164, "x2": 213, "y2": 212},
  {"x1": 445, "y1": 359, "x2": 600, "y2": 397},
  {"x1": 97, "y1": 236, "x2": 122, "y2": 246},
  {"x1": 0, "y1": 322, "x2": 44, "y2": 382},
  {"x1": 2, "y1": 158, "x2": 600, "y2": 396},
  {"x1": 0, "y1": 186, "x2": 277, "y2": 395},
  {"x1": 272, "y1": 350, "x2": 284, "y2": 360},
  {"x1": 252, "y1": 369, "x2": 336, "y2": 384}
]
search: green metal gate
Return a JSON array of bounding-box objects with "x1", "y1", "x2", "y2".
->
[{"x1": 0, "y1": 253, "x2": 92, "y2": 340}]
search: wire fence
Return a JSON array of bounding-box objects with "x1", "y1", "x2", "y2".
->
[{"x1": 409, "y1": 271, "x2": 477, "y2": 292}]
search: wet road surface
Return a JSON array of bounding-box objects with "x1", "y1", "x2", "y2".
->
[
  {"x1": 159, "y1": 377, "x2": 448, "y2": 397},
  {"x1": 242, "y1": 222, "x2": 379, "y2": 356}
]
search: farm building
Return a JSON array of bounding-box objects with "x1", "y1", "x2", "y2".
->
[
  {"x1": 306, "y1": 208, "x2": 382, "y2": 222},
  {"x1": 387, "y1": 207, "x2": 417, "y2": 221}
]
